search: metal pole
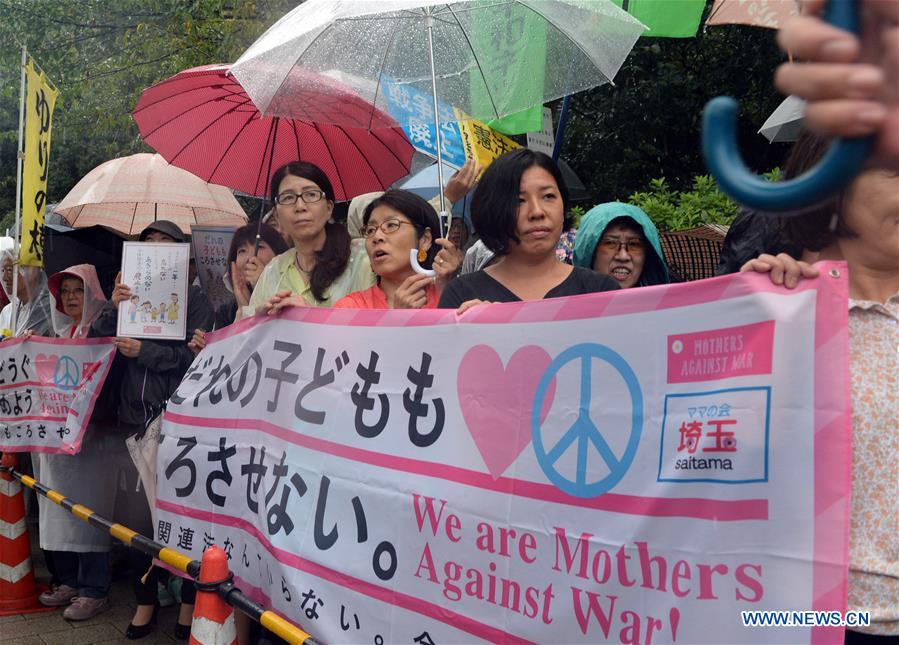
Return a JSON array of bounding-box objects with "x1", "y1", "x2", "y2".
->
[
  {"x1": 426, "y1": 15, "x2": 449, "y2": 237},
  {"x1": 11, "y1": 46, "x2": 27, "y2": 335},
  {"x1": 552, "y1": 95, "x2": 572, "y2": 161},
  {"x1": 255, "y1": 118, "x2": 279, "y2": 256}
]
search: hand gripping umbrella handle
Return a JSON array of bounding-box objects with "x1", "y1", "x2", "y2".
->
[
  {"x1": 702, "y1": 0, "x2": 874, "y2": 213},
  {"x1": 409, "y1": 249, "x2": 436, "y2": 277}
]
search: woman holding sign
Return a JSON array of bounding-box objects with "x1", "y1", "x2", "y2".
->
[
  {"x1": 31, "y1": 264, "x2": 117, "y2": 620},
  {"x1": 335, "y1": 190, "x2": 462, "y2": 309},
  {"x1": 90, "y1": 220, "x2": 213, "y2": 640},
  {"x1": 439, "y1": 149, "x2": 618, "y2": 312}
]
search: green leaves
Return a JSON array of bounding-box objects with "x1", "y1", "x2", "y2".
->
[
  {"x1": 628, "y1": 174, "x2": 740, "y2": 231},
  {"x1": 0, "y1": 0, "x2": 296, "y2": 225}
]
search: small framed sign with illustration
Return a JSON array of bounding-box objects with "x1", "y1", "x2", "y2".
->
[{"x1": 117, "y1": 242, "x2": 190, "y2": 340}]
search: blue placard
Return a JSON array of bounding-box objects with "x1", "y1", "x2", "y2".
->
[{"x1": 380, "y1": 76, "x2": 466, "y2": 169}]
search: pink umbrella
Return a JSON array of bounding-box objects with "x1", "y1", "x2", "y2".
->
[
  {"x1": 56, "y1": 153, "x2": 248, "y2": 235},
  {"x1": 706, "y1": 0, "x2": 799, "y2": 29},
  {"x1": 132, "y1": 64, "x2": 414, "y2": 201}
]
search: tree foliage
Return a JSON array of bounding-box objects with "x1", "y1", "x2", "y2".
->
[
  {"x1": 0, "y1": 0, "x2": 296, "y2": 229},
  {"x1": 561, "y1": 18, "x2": 792, "y2": 206},
  {"x1": 0, "y1": 0, "x2": 796, "y2": 233}
]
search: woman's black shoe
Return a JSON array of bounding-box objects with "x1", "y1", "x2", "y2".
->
[
  {"x1": 125, "y1": 603, "x2": 158, "y2": 640},
  {"x1": 174, "y1": 621, "x2": 192, "y2": 640}
]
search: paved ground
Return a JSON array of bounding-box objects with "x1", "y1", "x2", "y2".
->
[{"x1": 0, "y1": 517, "x2": 182, "y2": 645}]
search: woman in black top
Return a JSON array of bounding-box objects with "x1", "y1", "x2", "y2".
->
[{"x1": 439, "y1": 149, "x2": 617, "y2": 311}]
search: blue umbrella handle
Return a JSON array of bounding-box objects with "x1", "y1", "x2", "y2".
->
[{"x1": 702, "y1": 0, "x2": 875, "y2": 213}]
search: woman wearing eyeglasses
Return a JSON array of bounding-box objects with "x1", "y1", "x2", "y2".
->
[
  {"x1": 249, "y1": 162, "x2": 375, "y2": 315},
  {"x1": 335, "y1": 190, "x2": 462, "y2": 309},
  {"x1": 572, "y1": 202, "x2": 670, "y2": 289}
]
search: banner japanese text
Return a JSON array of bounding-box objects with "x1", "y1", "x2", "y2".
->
[
  {"x1": 21, "y1": 58, "x2": 59, "y2": 268},
  {"x1": 157, "y1": 265, "x2": 851, "y2": 644},
  {"x1": 0, "y1": 336, "x2": 115, "y2": 454},
  {"x1": 191, "y1": 225, "x2": 237, "y2": 314}
]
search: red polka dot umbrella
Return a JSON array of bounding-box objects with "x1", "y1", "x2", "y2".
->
[{"x1": 132, "y1": 64, "x2": 414, "y2": 201}]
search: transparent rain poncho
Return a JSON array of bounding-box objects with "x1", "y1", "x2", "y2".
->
[
  {"x1": 232, "y1": 0, "x2": 646, "y2": 129},
  {"x1": 0, "y1": 250, "x2": 52, "y2": 337},
  {"x1": 47, "y1": 264, "x2": 109, "y2": 339}
]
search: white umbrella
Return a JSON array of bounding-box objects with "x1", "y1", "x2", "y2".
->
[
  {"x1": 232, "y1": 0, "x2": 646, "y2": 221},
  {"x1": 759, "y1": 95, "x2": 805, "y2": 143}
]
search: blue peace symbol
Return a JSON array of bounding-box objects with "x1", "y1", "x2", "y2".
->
[
  {"x1": 54, "y1": 356, "x2": 81, "y2": 391},
  {"x1": 531, "y1": 343, "x2": 643, "y2": 498}
]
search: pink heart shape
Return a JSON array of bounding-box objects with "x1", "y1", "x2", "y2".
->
[
  {"x1": 457, "y1": 345, "x2": 556, "y2": 480},
  {"x1": 34, "y1": 353, "x2": 58, "y2": 384}
]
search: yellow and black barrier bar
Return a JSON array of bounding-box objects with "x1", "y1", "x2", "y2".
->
[{"x1": 1, "y1": 462, "x2": 322, "y2": 645}]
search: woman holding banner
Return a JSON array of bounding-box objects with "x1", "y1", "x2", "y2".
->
[
  {"x1": 335, "y1": 190, "x2": 462, "y2": 309},
  {"x1": 743, "y1": 133, "x2": 899, "y2": 640},
  {"x1": 249, "y1": 162, "x2": 375, "y2": 315},
  {"x1": 439, "y1": 149, "x2": 618, "y2": 312},
  {"x1": 31, "y1": 264, "x2": 117, "y2": 620}
]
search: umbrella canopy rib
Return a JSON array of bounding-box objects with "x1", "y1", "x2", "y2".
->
[
  {"x1": 340, "y1": 125, "x2": 388, "y2": 187},
  {"x1": 263, "y1": 117, "x2": 280, "y2": 200},
  {"x1": 316, "y1": 121, "x2": 349, "y2": 199},
  {"x1": 432, "y1": 2, "x2": 514, "y2": 16},
  {"x1": 369, "y1": 126, "x2": 412, "y2": 175},
  {"x1": 207, "y1": 110, "x2": 259, "y2": 186},
  {"x1": 266, "y1": 21, "x2": 339, "y2": 117},
  {"x1": 168, "y1": 99, "x2": 247, "y2": 167},
  {"x1": 368, "y1": 12, "x2": 408, "y2": 131}
]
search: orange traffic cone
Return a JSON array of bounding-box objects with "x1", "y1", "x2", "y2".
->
[
  {"x1": 0, "y1": 453, "x2": 51, "y2": 615},
  {"x1": 189, "y1": 546, "x2": 238, "y2": 645}
]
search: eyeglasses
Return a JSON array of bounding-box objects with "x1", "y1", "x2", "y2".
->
[
  {"x1": 361, "y1": 219, "x2": 414, "y2": 239},
  {"x1": 275, "y1": 190, "x2": 326, "y2": 206},
  {"x1": 598, "y1": 237, "x2": 646, "y2": 255}
]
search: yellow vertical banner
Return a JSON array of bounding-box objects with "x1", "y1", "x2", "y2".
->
[{"x1": 21, "y1": 59, "x2": 58, "y2": 268}]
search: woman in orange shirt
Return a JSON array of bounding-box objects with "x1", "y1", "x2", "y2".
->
[{"x1": 335, "y1": 190, "x2": 462, "y2": 309}]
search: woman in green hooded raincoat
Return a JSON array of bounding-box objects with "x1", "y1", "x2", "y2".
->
[{"x1": 572, "y1": 202, "x2": 671, "y2": 289}]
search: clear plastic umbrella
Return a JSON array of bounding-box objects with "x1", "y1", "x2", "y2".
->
[
  {"x1": 758, "y1": 95, "x2": 805, "y2": 143},
  {"x1": 232, "y1": 0, "x2": 646, "y2": 221}
]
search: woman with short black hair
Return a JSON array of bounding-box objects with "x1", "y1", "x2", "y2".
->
[{"x1": 438, "y1": 149, "x2": 617, "y2": 312}]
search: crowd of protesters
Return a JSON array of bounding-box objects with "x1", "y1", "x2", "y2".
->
[
  {"x1": 6, "y1": 136, "x2": 894, "y2": 643},
  {"x1": 1, "y1": 3, "x2": 897, "y2": 642}
]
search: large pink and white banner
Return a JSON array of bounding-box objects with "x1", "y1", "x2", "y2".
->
[
  {"x1": 156, "y1": 263, "x2": 851, "y2": 644},
  {"x1": 0, "y1": 336, "x2": 115, "y2": 454}
]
